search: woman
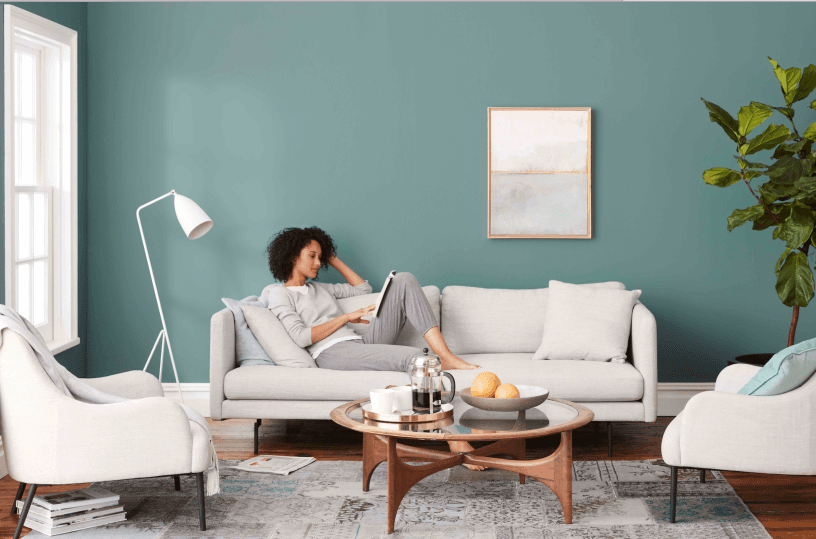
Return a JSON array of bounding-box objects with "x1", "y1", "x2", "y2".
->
[{"x1": 266, "y1": 226, "x2": 483, "y2": 468}]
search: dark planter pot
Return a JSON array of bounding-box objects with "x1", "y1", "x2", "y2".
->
[{"x1": 729, "y1": 353, "x2": 774, "y2": 367}]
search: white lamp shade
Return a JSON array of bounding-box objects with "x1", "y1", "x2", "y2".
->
[{"x1": 174, "y1": 194, "x2": 213, "y2": 240}]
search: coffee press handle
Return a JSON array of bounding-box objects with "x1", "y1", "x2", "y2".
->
[{"x1": 441, "y1": 372, "x2": 456, "y2": 404}]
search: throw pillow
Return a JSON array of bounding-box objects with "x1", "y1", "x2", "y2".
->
[
  {"x1": 222, "y1": 297, "x2": 275, "y2": 366},
  {"x1": 533, "y1": 280, "x2": 641, "y2": 363},
  {"x1": 738, "y1": 336, "x2": 816, "y2": 395},
  {"x1": 241, "y1": 305, "x2": 317, "y2": 368}
]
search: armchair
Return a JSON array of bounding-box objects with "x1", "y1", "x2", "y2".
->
[
  {"x1": 0, "y1": 329, "x2": 211, "y2": 538},
  {"x1": 662, "y1": 363, "x2": 816, "y2": 522}
]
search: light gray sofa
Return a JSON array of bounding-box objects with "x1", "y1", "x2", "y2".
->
[{"x1": 210, "y1": 285, "x2": 657, "y2": 453}]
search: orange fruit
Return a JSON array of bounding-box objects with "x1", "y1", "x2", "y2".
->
[
  {"x1": 471, "y1": 372, "x2": 501, "y2": 398},
  {"x1": 495, "y1": 384, "x2": 520, "y2": 399}
]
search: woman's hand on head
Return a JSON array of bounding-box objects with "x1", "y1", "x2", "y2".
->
[{"x1": 346, "y1": 303, "x2": 376, "y2": 324}]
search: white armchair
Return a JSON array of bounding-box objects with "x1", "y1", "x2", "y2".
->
[
  {"x1": 661, "y1": 362, "x2": 816, "y2": 522},
  {"x1": 0, "y1": 329, "x2": 212, "y2": 538}
]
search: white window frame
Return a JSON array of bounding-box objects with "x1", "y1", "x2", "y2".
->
[{"x1": 4, "y1": 5, "x2": 78, "y2": 354}]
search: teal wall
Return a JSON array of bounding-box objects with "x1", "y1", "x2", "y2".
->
[
  {"x1": 1, "y1": 3, "x2": 87, "y2": 376},
  {"x1": 84, "y1": 3, "x2": 816, "y2": 384}
]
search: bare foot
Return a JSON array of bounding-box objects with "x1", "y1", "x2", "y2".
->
[
  {"x1": 440, "y1": 355, "x2": 480, "y2": 370},
  {"x1": 447, "y1": 441, "x2": 487, "y2": 471}
]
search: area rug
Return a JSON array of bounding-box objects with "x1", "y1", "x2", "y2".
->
[{"x1": 26, "y1": 459, "x2": 771, "y2": 539}]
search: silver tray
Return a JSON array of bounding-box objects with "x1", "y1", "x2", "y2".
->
[{"x1": 361, "y1": 402, "x2": 454, "y2": 423}]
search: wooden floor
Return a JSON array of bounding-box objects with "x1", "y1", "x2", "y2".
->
[{"x1": 0, "y1": 417, "x2": 814, "y2": 538}]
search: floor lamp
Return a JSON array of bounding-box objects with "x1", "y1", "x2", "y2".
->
[{"x1": 137, "y1": 190, "x2": 213, "y2": 403}]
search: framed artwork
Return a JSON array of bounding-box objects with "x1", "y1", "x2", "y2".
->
[{"x1": 488, "y1": 107, "x2": 592, "y2": 239}]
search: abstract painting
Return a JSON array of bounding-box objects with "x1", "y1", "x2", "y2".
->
[{"x1": 488, "y1": 107, "x2": 592, "y2": 238}]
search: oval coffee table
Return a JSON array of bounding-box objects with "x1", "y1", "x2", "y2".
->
[{"x1": 331, "y1": 395, "x2": 593, "y2": 534}]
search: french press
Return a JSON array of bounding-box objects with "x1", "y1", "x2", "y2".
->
[{"x1": 409, "y1": 348, "x2": 456, "y2": 414}]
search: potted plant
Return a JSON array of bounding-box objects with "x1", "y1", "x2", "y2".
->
[{"x1": 702, "y1": 57, "x2": 816, "y2": 351}]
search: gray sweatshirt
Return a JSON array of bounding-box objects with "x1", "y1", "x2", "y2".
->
[{"x1": 265, "y1": 280, "x2": 373, "y2": 358}]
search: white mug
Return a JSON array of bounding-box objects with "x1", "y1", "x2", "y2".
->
[
  {"x1": 391, "y1": 386, "x2": 412, "y2": 413},
  {"x1": 370, "y1": 389, "x2": 394, "y2": 415}
]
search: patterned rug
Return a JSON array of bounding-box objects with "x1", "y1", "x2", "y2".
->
[{"x1": 26, "y1": 459, "x2": 771, "y2": 539}]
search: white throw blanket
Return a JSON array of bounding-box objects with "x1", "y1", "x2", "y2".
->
[{"x1": 0, "y1": 305, "x2": 220, "y2": 495}]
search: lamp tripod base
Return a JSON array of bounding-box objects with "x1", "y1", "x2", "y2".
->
[{"x1": 143, "y1": 329, "x2": 184, "y2": 403}]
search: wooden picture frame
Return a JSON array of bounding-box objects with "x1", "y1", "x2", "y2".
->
[{"x1": 488, "y1": 107, "x2": 592, "y2": 239}]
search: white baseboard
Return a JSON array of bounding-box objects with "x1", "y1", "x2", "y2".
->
[
  {"x1": 161, "y1": 383, "x2": 210, "y2": 418},
  {"x1": 656, "y1": 382, "x2": 715, "y2": 416}
]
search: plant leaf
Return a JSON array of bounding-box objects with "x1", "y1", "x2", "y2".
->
[
  {"x1": 793, "y1": 65, "x2": 816, "y2": 104},
  {"x1": 776, "y1": 247, "x2": 792, "y2": 274},
  {"x1": 702, "y1": 98, "x2": 739, "y2": 143},
  {"x1": 743, "y1": 170, "x2": 764, "y2": 180},
  {"x1": 767, "y1": 155, "x2": 804, "y2": 185},
  {"x1": 727, "y1": 205, "x2": 765, "y2": 231},
  {"x1": 804, "y1": 122, "x2": 816, "y2": 142},
  {"x1": 741, "y1": 124, "x2": 791, "y2": 155},
  {"x1": 703, "y1": 167, "x2": 741, "y2": 187},
  {"x1": 776, "y1": 250, "x2": 815, "y2": 307},
  {"x1": 776, "y1": 201, "x2": 816, "y2": 249},
  {"x1": 738, "y1": 102, "x2": 773, "y2": 136},
  {"x1": 782, "y1": 140, "x2": 810, "y2": 153},
  {"x1": 770, "y1": 58, "x2": 802, "y2": 106},
  {"x1": 759, "y1": 182, "x2": 799, "y2": 204},
  {"x1": 753, "y1": 204, "x2": 788, "y2": 230},
  {"x1": 736, "y1": 157, "x2": 769, "y2": 169},
  {"x1": 772, "y1": 145, "x2": 796, "y2": 159}
]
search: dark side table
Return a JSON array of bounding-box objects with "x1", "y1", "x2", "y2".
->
[{"x1": 727, "y1": 353, "x2": 773, "y2": 367}]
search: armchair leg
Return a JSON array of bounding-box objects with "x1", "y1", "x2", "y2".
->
[
  {"x1": 14, "y1": 484, "x2": 37, "y2": 539},
  {"x1": 11, "y1": 482, "x2": 26, "y2": 515},
  {"x1": 669, "y1": 466, "x2": 677, "y2": 523},
  {"x1": 195, "y1": 472, "x2": 206, "y2": 531},
  {"x1": 607, "y1": 422, "x2": 613, "y2": 458},
  {"x1": 254, "y1": 418, "x2": 262, "y2": 455},
  {"x1": 174, "y1": 475, "x2": 181, "y2": 491},
  {"x1": 699, "y1": 469, "x2": 706, "y2": 483}
]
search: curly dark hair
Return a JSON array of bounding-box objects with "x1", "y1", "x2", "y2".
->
[{"x1": 267, "y1": 227, "x2": 337, "y2": 282}]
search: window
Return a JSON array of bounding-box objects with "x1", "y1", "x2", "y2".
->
[{"x1": 4, "y1": 6, "x2": 78, "y2": 353}]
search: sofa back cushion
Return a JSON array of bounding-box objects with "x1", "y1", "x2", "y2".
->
[
  {"x1": 337, "y1": 286, "x2": 440, "y2": 349},
  {"x1": 441, "y1": 283, "x2": 627, "y2": 354}
]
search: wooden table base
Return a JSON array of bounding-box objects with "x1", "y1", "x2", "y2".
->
[{"x1": 362, "y1": 431, "x2": 573, "y2": 534}]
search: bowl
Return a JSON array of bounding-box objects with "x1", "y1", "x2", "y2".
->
[{"x1": 460, "y1": 385, "x2": 549, "y2": 412}]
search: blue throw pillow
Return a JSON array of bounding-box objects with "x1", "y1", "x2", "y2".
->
[{"x1": 738, "y1": 336, "x2": 816, "y2": 396}]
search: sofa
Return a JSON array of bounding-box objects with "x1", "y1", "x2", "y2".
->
[{"x1": 210, "y1": 284, "x2": 657, "y2": 451}]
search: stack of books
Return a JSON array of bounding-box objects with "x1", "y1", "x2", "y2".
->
[{"x1": 16, "y1": 486, "x2": 125, "y2": 536}]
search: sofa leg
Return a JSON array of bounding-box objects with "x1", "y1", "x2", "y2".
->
[
  {"x1": 669, "y1": 466, "x2": 677, "y2": 523},
  {"x1": 11, "y1": 482, "x2": 26, "y2": 515},
  {"x1": 174, "y1": 475, "x2": 181, "y2": 491},
  {"x1": 254, "y1": 419, "x2": 262, "y2": 455},
  {"x1": 14, "y1": 484, "x2": 37, "y2": 539},
  {"x1": 607, "y1": 422, "x2": 612, "y2": 458},
  {"x1": 699, "y1": 469, "x2": 706, "y2": 483},
  {"x1": 195, "y1": 472, "x2": 206, "y2": 531}
]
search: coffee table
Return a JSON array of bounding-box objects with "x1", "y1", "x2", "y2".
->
[{"x1": 330, "y1": 395, "x2": 594, "y2": 534}]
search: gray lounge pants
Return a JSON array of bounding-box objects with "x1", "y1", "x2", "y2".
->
[{"x1": 315, "y1": 272, "x2": 437, "y2": 373}]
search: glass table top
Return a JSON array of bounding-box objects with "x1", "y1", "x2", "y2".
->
[{"x1": 345, "y1": 395, "x2": 579, "y2": 436}]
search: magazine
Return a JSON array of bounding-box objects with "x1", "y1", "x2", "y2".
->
[
  {"x1": 232, "y1": 455, "x2": 316, "y2": 475},
  {"x1": 19, "y1": 503, "x2": 124, "y2": 526},
  {"x1": 372, "y1": 270, "x2": 397, "y2": 318},
  {"x1": 17, "y1": 499, "x2": 120, "y2": 519},
  {"x1": 31, "y1": 486, "x2": 119, "y2": 511},
  {"x1": 23, "y1": 512, "x2": 126, "y2": 536}
]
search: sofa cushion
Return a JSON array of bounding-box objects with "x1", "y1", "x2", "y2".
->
[
  {"x1": 241, "y1": 305, "x2": 317, "y2": 368},
  {"x1": 224, "y1": 365, "x2": 410, "y2": 401},
  {"x1": 452, "y1": 354, "x2": 643, "y2": 401},
  {"x1": 337, "y1": 286, "x2": 440, "y2": 349},
  {"x1": 224, "y1": 354, "x2": 643, "y2": 402},
  {"x1": 441, "y1": 283, "x2": 626, "y2": 355},
  {"x1": 533, "y1": 281, "x2": 641, "y2": 363}
]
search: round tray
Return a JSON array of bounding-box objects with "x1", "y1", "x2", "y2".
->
[
  {"x1": 361, "y1": 402, "x2": 454, "y2": 423},
  {"x1": 460, "y1": 385, "x2": 549, "y2": 412}
]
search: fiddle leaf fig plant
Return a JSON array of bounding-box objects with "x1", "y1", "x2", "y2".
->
[{"x1": 702, "y1": 57, "x2": 816, "y2": 346}]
